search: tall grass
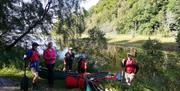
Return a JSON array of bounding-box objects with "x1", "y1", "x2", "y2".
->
[
  {"x1": 0, "y1": 47, "x2": 25, "y2": 69},
  {"x1": 88, "y1": 45, "x2": 180, "y2": 91}
]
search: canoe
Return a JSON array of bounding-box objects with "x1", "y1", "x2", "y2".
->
[
  {"x1": 38, "y1": 68, "x2": 78, "y2": 80},
  {"x1": 39, "y1": 67, "x2": 109, "y2": 81},
  {"x1": 85, "y1": 72, "x2": 109, "y2": 80},
  {"x1": 85, "y1": 79, "x2": 103, "y2": 91}
]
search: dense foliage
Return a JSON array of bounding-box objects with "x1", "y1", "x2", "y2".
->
[{"x1": 86, "y1": 0, "x2": 180, "y2": 34}]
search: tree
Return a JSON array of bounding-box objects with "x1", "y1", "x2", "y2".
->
[
  {"x1": 174, "y1": 0, "x2": 180, "y2": 31},
  {"x1": 51, "y1": 0, "x2": 86, "y2": 47},
  {"x1": 87, "y1": 0, "x2": 179, "y2": 34},
  {"x1": 0, "y1": 0, "x2": 84, "y2": 51},
  {"x1": 0, "y1": 0, "x2": 52, "y2": 50},
  {"x1": 88, "y1": 27, "x2": 107, "y2": 50}
]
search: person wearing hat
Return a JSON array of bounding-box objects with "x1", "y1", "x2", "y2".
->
[
  {"x1": 64, "y1": 47, "x2": 75, "y2": 71},
  {"x1": 25, "y1": 42, "x2": 40, "y2": 90},
  {"x1": 43, "y1": 42, "x2": 56, "y2": 88},
  {"x1": 122, "y1": 53, "x2": 138, "y2": 86}
]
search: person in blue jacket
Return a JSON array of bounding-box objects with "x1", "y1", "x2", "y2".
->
[{"x1": 25, "y1": 42, "x2": 40, "y2": 90}]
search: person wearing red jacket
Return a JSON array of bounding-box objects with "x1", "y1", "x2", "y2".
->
[
  {"x1": 77, "y1": 57, "x2": 87, "y2": 74},
  {"x1": 122, "y1": 53, "x2": 138, "y2": 86},
  {"x1": 43, "y1": 42, "x2": 56, "y2": 88},
  {"x1": 26, "y1": 42, "x2": 40, "y2": 90}
]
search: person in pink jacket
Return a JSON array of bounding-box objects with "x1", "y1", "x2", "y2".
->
[
  {"x1": 43, "y1": 42, "x2": 56, "y2": 88},
  {"x1": 122, "y1": 53, "x2": 138, "y2": 86}
]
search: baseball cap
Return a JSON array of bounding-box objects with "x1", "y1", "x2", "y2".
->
[{"x1": 32, "y1": 42, "x2": 39, "y2": 46}]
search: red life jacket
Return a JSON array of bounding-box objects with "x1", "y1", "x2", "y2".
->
[
  {"x1": 81, "y1": 60, "x2": 87, "y2": 69},
  {"x1": 78, "y1": 59, "x2": 87, "y2": 73},
  {"x1": 125, "y1": 58, "x2": 136, "y2": 73},
  {"x1": 78, "y1": 59, "x2": 87, "y2": 69},
  {"x1": 29, "y1": 51, "x2": 39, "y2": 61}
]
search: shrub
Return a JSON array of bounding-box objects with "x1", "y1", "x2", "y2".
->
[
  {"x1": 0, "y1": 47, "x2": 25, "y2": 69},
  {"x1": 176, "y1": 31, "x2": 180, "y2": 48},
  {"x1": 88, "y1": 27, "x2": 107, "y2": 49},
  {"x1": 142, "y1": 38, "x2": 162, "y2": 54}
]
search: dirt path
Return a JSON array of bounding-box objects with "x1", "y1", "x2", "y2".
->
[{"x1": 0, "y1": 77, "x2": 19, "y2": 91}]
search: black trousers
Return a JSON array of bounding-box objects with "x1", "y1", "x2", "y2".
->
[
  {"x1": 46, "y1": 64, "x2": 54, "y2": 87},
  {"x1": 66, "y1": 61, "x2": 73, "y2": 70}
]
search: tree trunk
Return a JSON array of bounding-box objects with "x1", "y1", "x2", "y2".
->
[
  {"x1": 5, "y1": 1, "x2": 51, "y2": 51},
  {"x1": 5, "y1": 21, "x2": 40, "y2": 50}
]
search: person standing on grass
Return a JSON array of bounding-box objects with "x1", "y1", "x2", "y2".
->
[
  {"x1": 122, "y1": 53, "x2": 138, "y2": 86},
  {"x1": 64, "y1": 47, "x2": 75, "y2": 71},
  {"x1": 43, "y1": 42, "x2": 56, "y2": 88},
  {"x1": 25, "y1": 42, "x2": 40, "y2": 90}
]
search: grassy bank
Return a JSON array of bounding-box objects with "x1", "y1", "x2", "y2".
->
[
  {"x1": 0, "y1": 34, "x2": 180, "y2": 91},
  {"x1": 0, "y1": 66, "x2": 78, "y2": 91},
  {"x1": 106, "y1": 34, "x2": 177, "y2": 51}
]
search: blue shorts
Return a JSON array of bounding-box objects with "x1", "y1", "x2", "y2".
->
[{"x1": 29, "y1": 61, "x2": 39, "y2": 71}]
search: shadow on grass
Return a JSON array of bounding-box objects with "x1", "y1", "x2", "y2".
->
[
  {"x1": 109, "y1": 40, "x2": 179, "y2": 52},
  {"x1": 0, "y1": 75, "x2": 78, "y2": 91},
  {"x1": 109, "y1": 40, "x2": 147, "y2": 48}
]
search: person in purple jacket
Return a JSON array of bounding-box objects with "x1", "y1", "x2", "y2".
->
[{"x1": 43, "y1": 42, "x2": 56, "y2": 88}]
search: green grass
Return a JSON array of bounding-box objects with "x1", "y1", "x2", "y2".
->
[
  {"x1": 106, "y1": 34, "x2": 176, "y2": 43},
  {"x1": 106, "y1": 33, "x2": 178, "y2": 51},
  {"x1": 0, "y1": 66, "x2": 78, "y2": 91}
]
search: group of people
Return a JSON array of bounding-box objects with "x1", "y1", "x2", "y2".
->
[
  {"x1": 25, "y1": 42, "x2": 56, "y2": 90},
  {"x1": 25, "y1": 42, "x2": 138, "y2": 90},
  {"x1": 25, "y1": 42, "x2": 77, "y2": 90}
]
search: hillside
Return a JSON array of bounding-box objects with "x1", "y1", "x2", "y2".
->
[{"x1": 86, "y1": 0, "x2": 180, "y2": 34}]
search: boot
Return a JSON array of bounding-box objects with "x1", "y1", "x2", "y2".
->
[
  {"x1": 32, "y1": 82, "x2": 39, "y2": 90},
  {"x1": 49, "y1": 84, "x2": 53, "y2": 88},
  {"x1": 32, "y1": 83, "x2": 36, "y2": 90}
]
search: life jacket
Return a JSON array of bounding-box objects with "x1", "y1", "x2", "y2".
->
[
  {"x1": 78, "y1": 59, "x2": 87, "y2": 73},
  {"x1": 124, "y1": 58, "x2": 136, "y2": 73},
  {"x1": 80, "y1": 60, "x2": 87, "y2": 69},
  {"x1": 29, "y1": 50, "x2": 39, "y2": 61}
]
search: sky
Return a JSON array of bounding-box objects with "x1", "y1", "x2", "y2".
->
[
  {"x1": 23, "y1": 0, "x2": 99, "y2": 10},
  {"x1": 80, "y1": 0, "x2": 99, "y2": 10}
]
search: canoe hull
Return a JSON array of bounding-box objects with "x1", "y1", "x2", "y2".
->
[{"x1": 38, "y1": 68, "x2": 78, "y2": 80}]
